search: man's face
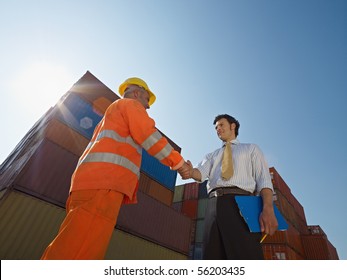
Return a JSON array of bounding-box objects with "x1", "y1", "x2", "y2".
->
[
  {"x1": 125, "y1": 85, "x2": 150, "y2": 109},
  {"x1": 215, "y1": 118, "x2": 235, "y2": 142},
  {"x1": 137, "y1": 89, "x2": 150, "y2": 109}
]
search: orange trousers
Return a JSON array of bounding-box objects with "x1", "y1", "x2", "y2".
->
[{"x1": 41, "y1": 189, "x2": 124, "y2": 260}]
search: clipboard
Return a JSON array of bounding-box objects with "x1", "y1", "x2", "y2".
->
[{"x1": 235, "y1": 195, "x2": 288, "y2": 233}]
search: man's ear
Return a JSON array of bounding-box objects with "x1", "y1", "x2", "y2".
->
[{"x1": 230, "y1": 123, "x2": 236, "y2": 130}]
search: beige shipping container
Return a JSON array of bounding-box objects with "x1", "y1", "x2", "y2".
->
[
  {"x1": 106, "y1": 230, "x2": 187, "y2": 260},
  {"x1": 0, "y1": 191, "x2": 66, "y2": 259},
  {"x1": 0, "y1": 190, "x2": 188, "y2": 260}
]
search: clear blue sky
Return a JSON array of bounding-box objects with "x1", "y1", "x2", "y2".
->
[{"x1": 1, "y1": 0, "x2": 346, "y2": 260}]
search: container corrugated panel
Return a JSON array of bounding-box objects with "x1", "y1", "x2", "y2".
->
[
  {"x1": 44, "y1": 118, "x2": 90, "y2": 156},
  {"x1": 146, "y1": 182, "x2": 173, "y2": 206},
  {"x1": 181, "y1": 199, "x2": 198, "y2": 220},
  {"x1": 197, "y1": 198, "x2": 208, "y2": 219},
  {"x1": 141, "y1": 150, "x2": 177, "y2": 190},
  {"x1": 0, "y1": 188, "x2": 8, "y2": 200},
  {"x1": 0, "y1": 190, "x2": 65, "y2": 260},
  {"x1": 262, "y1": 244, "x2": 274, "y2": 260},
  {"x1": 0, "y1": 112, "x2": 50, "y2": 191},
  {"x1": 138, "y1": 172, "x2": 173, "y2": 206},
  {"x1": 0, "y1": 139, "x2": 43, "y2": 192},
  {"x1": 326, "y1": 239, "x2": 339, "y2": 260},
  {"x1": 263, "y1": 230, "x2": 286, "y2": 244},
  {"x1": 297, "y1": 216, "x2": 310, "y2": 235},
  {"x1": 289, "y1": 194, "x2": 306, "y2": 224},
  {"x1": 106, "y1": 229, "x2": 187, "y2": 260},
  {"x1": 301, "y1": 235, "x2": 331, "y2": 259},
  {"x1": 117, "y1": 191, "x2": 192, "y2": 254},
  {"x1": 198, "y1": 181, "x2": 208, "y2": 199},
  {"x1": 183, "y1": 182, "x2": 199, "y2": 200},
  {"x1": 188, "y1": 244, "x2": 195, "y2": 259},
  {"x1": 189, "y1": 220, "x2": 197, "y2": 245},
  {"x1": 286, "y1": 223, "x2": 305, "y2": 256},
  {"x1": 276, "y1": 191, "x2": 299, "y2": 229},
  {"x1": 14, "y1": 139, "x2": 79, "y2": 207},
  {"x1": 54, "y1": 93, "x2": 103, "y2": 140},
  {"x1": 195, "y1": 219, "x2": 205, "y2": 243},
  {"x1": 172, "y1": 201, "x2": 182, "y2": 212},
  {"x1": 285, "y1": 245, "x2": 305, "y2": 260},
  {"x1": 270, "y1": 167, "x2": 292, "y2": 200},
  {"x1": 0, "y1": 110, "x2": 51, "y2": 172},
  {"x1": 173, "y1": 185, "x2": 184, "y2": 203},
  {"x1": 67, "y1": 71, "x2": 118, "y2": 114},
  {"x1": 193, "y1": 243, "x2": 203, "y2": 260}
]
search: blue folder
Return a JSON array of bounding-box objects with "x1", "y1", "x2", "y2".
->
[{"x1": 235, "y1": 196, "x2": 288, "y2": 232}]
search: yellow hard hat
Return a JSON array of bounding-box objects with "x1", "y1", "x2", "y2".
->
[{"x1": 118, "y1": 77, "x2": 156, "y2": 106}]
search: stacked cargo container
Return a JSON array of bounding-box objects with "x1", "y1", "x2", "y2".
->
[
  {"x1": 0, "y1": 71, "x2": 191, "y2": 260},
  {"x1": 263, "y1": 168, "x2": 338, "y2": 259},
  {"x1": 261, "y1": 167, "x2": 307, "y2": 259},
  {"x1": 172, "y1": 181, "x2": 208, "y2": 259},
  {"x1": 301, "y1": 225, "x2": 339, "y2": 260}
]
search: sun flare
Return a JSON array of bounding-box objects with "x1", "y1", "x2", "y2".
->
[{"x1": 12, "y1": 62, "x2": 74, "y2": 115}]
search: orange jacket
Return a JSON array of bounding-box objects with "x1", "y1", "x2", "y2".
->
[{"x1": 70, "y1": 98, "x2": 184, "y2": 204}]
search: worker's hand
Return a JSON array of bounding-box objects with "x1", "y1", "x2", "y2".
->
[
  {"x1": 178, "y1": 161, "x2": 192, "y2": 179},
  {"x1": 259, "y1": 206, "x2": 278, "y2": 236}
]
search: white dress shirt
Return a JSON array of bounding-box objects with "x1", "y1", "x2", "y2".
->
[{"x1": 195, "y1": 139, "x2": 273, "y2": 194}]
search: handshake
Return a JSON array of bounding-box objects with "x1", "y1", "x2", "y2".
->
[{"x1": 177, "y1": 160, "x2": 194, "y2": 180}]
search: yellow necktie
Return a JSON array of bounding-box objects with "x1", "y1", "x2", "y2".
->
[{"x1": 221, "y1": 141, "x2": 233, "y2": 180}]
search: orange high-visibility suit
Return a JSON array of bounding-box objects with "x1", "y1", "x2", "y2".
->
[{"x1": 41, "y1": 98, "x2": 184, "y2": 259}]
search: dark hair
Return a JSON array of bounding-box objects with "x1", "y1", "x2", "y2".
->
[{"x1": 213, "y1": 114, "x2": 240, "y2": 136}]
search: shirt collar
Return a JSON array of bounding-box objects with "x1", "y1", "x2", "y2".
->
[{"x1": 222, "y1": 138, "x2": 239, "y2": 147}]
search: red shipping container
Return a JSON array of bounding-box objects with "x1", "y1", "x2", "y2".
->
[
  {"x1": 301, "y1": 235, "x2": 337, "y2": 259},
  {"x1": 183, "y1": 182, "x2": 199, "y2": 201},
  {"x1": 181, "y1": 200, "x2": 198, "y2": 220}
]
